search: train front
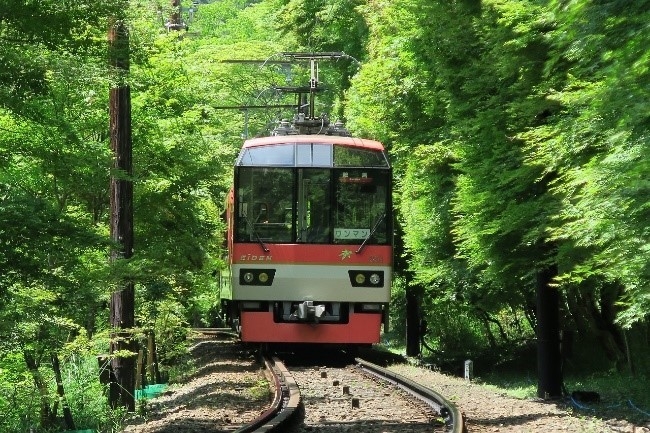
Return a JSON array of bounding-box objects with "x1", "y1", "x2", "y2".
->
[{"x1": 227, "y1": 135, "x2": 392, "y2": 344}]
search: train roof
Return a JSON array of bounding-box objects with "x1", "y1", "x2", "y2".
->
[
  {"x1": 237, "y1": 135, "x2": 389, "y2": 168},
  {"x1": 242, "y1": 135, "x2": 385, "y2": 152}
]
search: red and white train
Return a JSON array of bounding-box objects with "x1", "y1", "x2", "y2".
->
[
  {"x1": 221, "y1": 53, "x2": 392, "y2": 345},
  {"x1": 223, "y1": 131, "x2": 392, "y2": 344}
]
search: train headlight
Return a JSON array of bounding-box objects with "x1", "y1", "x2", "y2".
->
[
  {"x1": 348, "y1": 270, "x2": 384, "y2": 287},
  {"x1": 239, "y1": 269, "x2": 276, "y2": 285}
]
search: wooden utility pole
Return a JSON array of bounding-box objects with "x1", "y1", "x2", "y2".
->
[
  {"x1": 167, "y1": 0, "x2": 186, "y2": 31},
  {"x1": 108, "y1": 19, "x2": 136, "y2": 411}
]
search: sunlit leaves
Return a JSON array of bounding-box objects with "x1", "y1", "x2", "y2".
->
[
  {"x1": 275, "y1": 0, "x2": 367, "y2": 58},
  {"x1": 521, "y1": 1, "x2": 650, "y2": 325},
  {"x1": 0, "y1": 1, "x2": 124, "y2": 115}
]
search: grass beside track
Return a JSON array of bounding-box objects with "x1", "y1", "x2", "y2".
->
[{"x1": 477, "y1": 370, "x2": 650, "y2": 425}]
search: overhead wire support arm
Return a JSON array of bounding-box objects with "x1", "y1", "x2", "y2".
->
[
  {"x1": 220, "y1": 59, "x2": 294, "y2": 66},
  {"x1": 216, "y1": 52, "x2": 359, "y2": 135},
  {"x1": 280, "y1": 51, "x2": 348, "y2": 60},
  {"x1": 211, "y1": 104, "x2": 298, "y2": 110}
]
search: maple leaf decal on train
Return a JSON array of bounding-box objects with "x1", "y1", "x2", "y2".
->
[{"x1": 339, "y1": 249, "x2": 353, "y2": 260}]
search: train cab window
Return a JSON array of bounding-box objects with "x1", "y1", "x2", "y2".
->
[
  {"x1": 234, "y1": 144, "x2": 390, "y2": 245},
  {"x1": 297, "y1": 169, "x2": 331, "y2": 243},
  {"x1": 235, "y1": 167, "x2": 294, "y2": 243},
  {"x1": 334, "y1": 169, "x2": 389, "y2": 245}
]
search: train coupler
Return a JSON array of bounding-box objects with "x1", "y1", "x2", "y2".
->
[{"x1": 294, "y1": 300, "x2": 326, "y2": 321}]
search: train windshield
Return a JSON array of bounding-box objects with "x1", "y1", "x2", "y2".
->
[{"x1": 235, "y1": 153, "x2": 390, "y2": 245}]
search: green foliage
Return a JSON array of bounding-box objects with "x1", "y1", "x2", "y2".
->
[
  {"x1": 0, "y1": 353, "x2": 35, "y2": 433},
  {"x1": 384, "y1": 276, "x2": 407, "y2": 346},
  {"x1": 522, "y1": 1, "x2": 650, "y2": 326},
  {"x1": 0, "y1": 335, "x2": 129, "y2": 433},
  {"x1": 151, "y1": 298, "x2": 191, "y2": 368},
  {"x1": 401, "y1": 145, "x2": 457, "y2": 279},
  {"x1": 0, "y1": 0, "x2": 123, "y2": 117},
  {"x1": 347, "y1": 0, "x2": 443, "y2": 150},
  {"x1": 275, "y1": 0, "x2": 367, "y2": 60},
  {"x1": 194, "y1": 0, "x2": 281, "y2": 42}
]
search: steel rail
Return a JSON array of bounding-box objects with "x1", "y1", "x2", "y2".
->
[
  {"x1": 191, "y1": 327, "x2": 239, "y2": 338},
  {"x1": 234, "y1": 357, "x2": 301, "y2": 433},
  {"x1": 356, "y1": 358, "x2": 466, "y2": 433}
]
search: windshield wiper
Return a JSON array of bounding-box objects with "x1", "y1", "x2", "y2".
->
[
  {"x1": 356, "y1": 212, "x2": 386, "y2": 254},
  {"x1": 243, "y1": 214, "x2": 269, "y2": 253}
]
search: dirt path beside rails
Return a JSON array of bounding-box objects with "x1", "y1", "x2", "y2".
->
[
  {"x1": 122, "y1": 338, "x2": 270, "y2": 433},
  {"x1": 388, "y1": 365, "x2": 650, "y2": 433}
]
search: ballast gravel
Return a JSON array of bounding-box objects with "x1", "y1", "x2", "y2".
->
[{"x1": 287, "y1": 365, "x2": 442, "y2": 432}]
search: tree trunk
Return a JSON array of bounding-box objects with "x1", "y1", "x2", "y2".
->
[
  {"x1": 593, "y1": 281, "x2": 626, "y2": 367},
  {"x1": 136, "y1": 348, "x2": 146, "y2": 390},
  {"x1": 536, "y1": 265, "x2": 562, "y2": 399},
  {"x1": 147, "y1": 331, "x2": 162, "y2": 384},
  {"x1": 478, "y1": 308, "x2": 510, "y2": 345},
  {"x1": 170, "y1": 0, "x2": 181, "y2": 26},
  {"x1": 566, "y1": 280, "x2": 626, "y2": 365},
  {"x1": 405, "y1": 283, "x2": 421, "y2": 357},
  {"x1": 23, "y1": 351, "x2": 53, "y2": 429},
  {"x1": 52, "y1": 353, "x2": 75, "y2": 430}
]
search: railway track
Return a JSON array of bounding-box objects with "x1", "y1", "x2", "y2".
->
[
  {"x1": 192, "y1": 329, "x2": 465, "y2": 432},
  {"x1": 125, "y1": 331, "x2": 463, "y2": 433},
  {"x1": 357, "y1": 358, "x2": 465, "y2": 433},
  {"x1": 242, "y1": 354, "x2": 464, "y2": 432},
  {"x1": 124, "y1": 331, "x2": 633, "y2": 433}
]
